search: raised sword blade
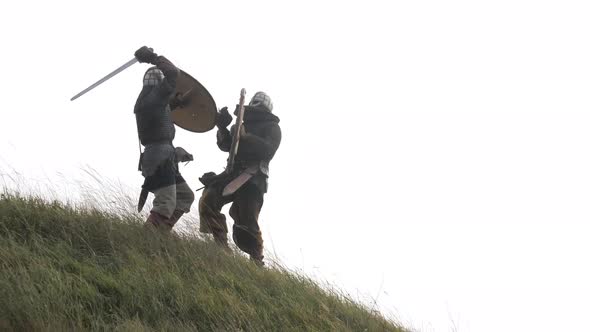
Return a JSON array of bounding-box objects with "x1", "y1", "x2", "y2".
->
[{"x1": 71, "y1": 57, "x2": 138, "y2": 101}]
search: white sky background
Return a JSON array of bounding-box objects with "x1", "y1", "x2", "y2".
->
[{"x1": 1, "y1": 0, "x2": 590, "y2": 331}]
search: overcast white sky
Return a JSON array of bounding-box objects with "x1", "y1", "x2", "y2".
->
[{"x1": 2, "y1": 0, "x2": 590, "y2": 331}]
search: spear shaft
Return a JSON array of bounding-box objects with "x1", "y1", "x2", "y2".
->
[{"x1": 226, "y1": 88, "x2": 247, "y2": 173}]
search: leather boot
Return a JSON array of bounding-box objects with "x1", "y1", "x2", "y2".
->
[
  {"x1": 249, "y1": 254, "x2": 265, "y2": 267},
  {"x1": 212, "y1": 232, "x2": 231, "y2": 252},
  {"x1": 166, "y1": 209, "x2": 185, "y2": 230},
  {"x1": 232, "y1": 225, "x2": 262, "y2": 255},
  {"x1": 144, "y1": 211, "x2": 172, "y2": 231}
]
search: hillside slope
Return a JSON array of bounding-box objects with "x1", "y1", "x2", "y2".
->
[{"x1": 0, "y1": 194, "x2": 404, "y2": 331}]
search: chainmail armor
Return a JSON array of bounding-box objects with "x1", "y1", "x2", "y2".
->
[{"x1": 134, "y1": 57, "x2": 179, "y2": 146}]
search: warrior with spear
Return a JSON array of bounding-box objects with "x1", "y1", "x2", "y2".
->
[{"x1": 199, "y1": 91, "x2": 281, "y2": 266}]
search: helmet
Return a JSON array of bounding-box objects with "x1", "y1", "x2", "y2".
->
[
  {"x1": 143, "y1": 67, "x2": 164, "y2": 86},
  {"x1": 249, "y1": 91, "x2": 273, "y2": 112}
]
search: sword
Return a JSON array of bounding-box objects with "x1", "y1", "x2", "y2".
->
[{"x1": 70, "y1": 57, "x2": 139, "y2": 101}]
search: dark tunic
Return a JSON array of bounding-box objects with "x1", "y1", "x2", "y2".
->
[{"x1": 217, "y1": 106, "x2": 282, "y2": 193}]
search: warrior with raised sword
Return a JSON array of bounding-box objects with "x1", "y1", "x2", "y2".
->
[
  {"x1": 71, "y1": 45, "x2": 219, "y2": 232},
  {"x1": 131, "y1": 46, "x2": 198, "y2": 231}
]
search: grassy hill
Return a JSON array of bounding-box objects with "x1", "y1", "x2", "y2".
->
[{"x1": 0, "y1": 193, "x2": 404, "y2": 331}]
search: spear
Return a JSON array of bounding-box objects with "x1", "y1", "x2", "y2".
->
[{"x1": 226, "y1": 88, "x2": 247, "y2": 173}]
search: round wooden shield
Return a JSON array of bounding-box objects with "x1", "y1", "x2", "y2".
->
[{"x1": 171, "y1": 70, "x2": 217, "y2": 133}]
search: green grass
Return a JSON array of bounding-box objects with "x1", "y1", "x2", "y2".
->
[{"x1": 0, "y1": 193, "x2": 404, "y2": 331}]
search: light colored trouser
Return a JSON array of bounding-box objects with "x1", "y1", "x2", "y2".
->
[{"x1": 152, "y1": 181, "x2": 195, "y2": 218}]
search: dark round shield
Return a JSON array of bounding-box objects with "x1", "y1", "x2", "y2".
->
[{"x1": 171, "y1": 70, "x2": 217, "y2": 133}]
